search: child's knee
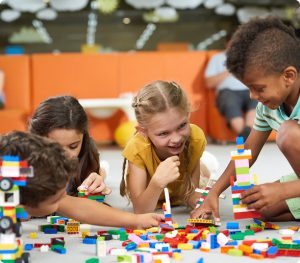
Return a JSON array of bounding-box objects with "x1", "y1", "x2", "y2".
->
[{"x1": 277, "y1": 121, "x2": 300, "y2": 152}]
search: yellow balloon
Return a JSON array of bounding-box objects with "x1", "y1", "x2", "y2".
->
[{"x1": 114, "y1": 120, "x2": 136, "y2": 148}]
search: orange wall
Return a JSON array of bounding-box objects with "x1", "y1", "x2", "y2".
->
[
  {"x1": 1, "y1": 51, "x2": 210, "y2": 141},
  {"x1": 0, "y1": 55, "x2": 31, "y2": 134}
]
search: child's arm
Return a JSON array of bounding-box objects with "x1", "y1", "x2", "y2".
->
[
  {"x1": 186, "y1": 161, "x2": 201, "y2": 208},
  {"x1": 241, "y1": 179, "x2": 300, "y2": 212},
  {"x1": 57, "y1": 195, "x2": 164, "y2": 229},
  {"x1": 205, "y1": 70, "x2": 230, "y2": 89},
  {"x1": 191, "y1": 129, "x2": 270, "y2": 219},
  {"x1": 128, "y1": 156, "x2": 180, "y2": 213}
]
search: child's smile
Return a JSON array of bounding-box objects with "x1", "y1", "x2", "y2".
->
[{"x1": 143, "y1": 107, "x2": 190, "y2": 160}]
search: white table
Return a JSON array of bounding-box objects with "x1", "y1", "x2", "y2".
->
[{"x1": 79, "y1": 98, "x2": 135, "y2": 121}]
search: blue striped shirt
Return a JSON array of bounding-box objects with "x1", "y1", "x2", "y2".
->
[{"x1": 253, "y1": 98, "x2": 300, "y2": 132}]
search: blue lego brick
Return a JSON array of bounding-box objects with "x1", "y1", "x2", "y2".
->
[
  {"x1": 267, "y1": 246, "x2": 278, "y2": 255},
  {"x1": 164, "y1": 213, "x2": 172, "y2": 218},
  {"x1": 43, "y1": 228, "x2": 58, "y2": 234},
  {"x1": 196, "y1": 258, "x2": 204, "y2": 263},
  {"x1": 209, "y1": 234, "x2": 219, "y2": 249},
  {"x1": 237, "y1": 148, "x2": 244, "y2": 154},
  {"x1": 52, "y1": 246, "x2": 66, "y2": 254},
  {"x1": 125, "y1": 242, "x2": 137, "y2": 251},
  {"x1": 232, "y1": 199, "x2": 240, "y2": 205},
  {"x1": 13, "y1": 181, "x2": 26, "y2": 187},
  {"x1": 161, "y1": 246, "x2": 169, "y2": 252},
  {"x1": 2, "y1": 155, "x2": 20, "y2": 161},
  {"x1": 83, "y1": 237, "x2": 97, "y2": 244},
  {"x1": 172, "y1": 249, "x2": 181, "y2": 253},
  {"x1": 140, "y1": 234, "x2": 148, "y2": 240},
  {"x1": 24, "y1": 244, "x2": 34, "y2": 251},
  {"x1": 236, "y1": 137, "x2": 244, "y2": 145},
  {"x1": 16, "y1": 211, "x2": 29, "y2": 219},
  {"x1": 226, "y1": 241, "x2": 238, "y2": 246},
  {"x1": 149, "y1": 242, "x2": 161, "y2": 249},
  {"x1": 253, "y1": 248, "x2": 262, "y2": 254},
  {"x1": 226, "y1": 222, "x2": 239, "y2": 229},
  {"x1": 231, "y1": 184, "x2": 254, "y2": 191},
  {"x1": 0, "y1": 248, "x2": 18, "y2": 254},
  {"x1": 188, "y1": 240, "x2": 202, "y2": 249}
]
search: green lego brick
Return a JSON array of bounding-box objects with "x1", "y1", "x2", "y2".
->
[
  {"x1": 237, "y1": 181, "x2": 251, "y2": 186},
  {"x1": 228, "y1": 248, "x2": 243, "y2": 256},
  {"x1": 235, "y1": 167, "x2": 250, "y2": 174},
  {"x1": 155, "y1": 234, "x2": 164, "y2": 241},
  {"x1": 85, "y1": 258, "x2": 99, "y2": 263}
]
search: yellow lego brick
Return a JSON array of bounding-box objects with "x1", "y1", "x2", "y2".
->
[
  {"x1": 133, "y1": 229, "x2": 146, "y2": 235},
  {"x1": 233, "y1": 204, "x2": 248, "y2": 209},
  {"x1": 178, "y1": 243, "x2": 193, "y2": 250},
  {"x1": 29, "y1": 232, "x2": 38, "y2": 239},
  {"x1": 81, "y1": 231, "x2": 90, "y2": 238},
  {"x1": 186, "y1": 233, "x2": 197, "y2": 240},
  {"x1": 146, "y1": 227, "x2": 159, "y2": 233},
  {"x1": 0, "y1": 244, "x2": 18, "y2": 250},
  {"x1": 2, "y1": 161, "x2": 19, "y2": 167},
  {"x1": 202, "y1": 229, "x2": 210, "y2": 239},
  {"x1": 138, "y1": 243, "x2": 149, "y2": 248},
  {"x1": 4, "y1": 209, "x2": 16, "y2": 217},
  {"x1": 173, "y1": 252, "x2": 182, "y2": 261}
]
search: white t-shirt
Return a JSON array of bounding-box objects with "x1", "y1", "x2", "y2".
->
[{"x1": 205, "y1": 51, "x2": 248, "y2": 92}]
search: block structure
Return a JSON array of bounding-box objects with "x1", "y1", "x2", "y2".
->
[{"x1": 231, "y1": 137, "x2": 260, "y2": 220}]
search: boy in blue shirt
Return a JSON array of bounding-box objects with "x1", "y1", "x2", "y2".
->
[{"x1": 192, "y1": 17, "x2": 300, "y2": 221}]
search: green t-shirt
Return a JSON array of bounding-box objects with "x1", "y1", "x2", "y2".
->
[{"x1": 253, "y1": 98, "x2": 300, "y2": 132}]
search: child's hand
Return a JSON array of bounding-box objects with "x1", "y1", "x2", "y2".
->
[
  {"x1": 190, "y1": 190, "x2": 220, "y2": 223},
  {"x1": 152, "y1": 156, "x2": 180, "y2": 188},
  {"x1": 78, "y1": 172, "x2": 111, "y2": 195},
  {"x1": 134, "y1": 213, "x2": 164, "y2": 229},
  {"x1": 241, "y1": 182, "x2": 283, "y2": 212}
]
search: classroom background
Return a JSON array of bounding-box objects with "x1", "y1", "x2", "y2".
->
[{"x1": 0, "y1": 1, "x2": 300, "y2": 263}]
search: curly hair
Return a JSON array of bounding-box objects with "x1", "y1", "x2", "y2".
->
[
  {"x1": 0, "y1": 131, "x2": 77, "y2": 207},
  {"x1": 29, "y1": 95, "x2": 100, "y2": 196},
  {"x1": 226, "y1": 16, "x2": 300, "y2": 79}
]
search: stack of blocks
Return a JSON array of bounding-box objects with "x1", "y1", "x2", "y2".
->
[
  {"x1": 231, "y1": 137, "x2": 260, "y2": 220},
  {"x1": 162, "y1": 188, "x2": 172, "y2": 226},
  {"x1": 0, "y1": 155, "x2": 33, "y2": 262},
  {"x1": 78, "y1": 189, "x2": 105, "y2": 203}
]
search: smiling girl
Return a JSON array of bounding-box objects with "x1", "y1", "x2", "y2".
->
[
  {"x1": 29, "y1": 95, "x2": 110, "y2": 197},
  {"x1": 120, "y1": 80, "x2": 212, "y2": 213}
]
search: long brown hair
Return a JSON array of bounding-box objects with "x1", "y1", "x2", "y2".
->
[
  {"x1": 29, "y1": 95, "x2": 100, "y2": 196},
  {"x1": 120, "y1": 80, "x2": 195, "y2": 203}
]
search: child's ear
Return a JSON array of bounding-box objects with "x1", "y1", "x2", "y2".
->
[
  {"x1": 136, "y1": 125, "x2": 147, "y2": 137},
  {"x1": 283, "y1": 66, "x2": 297, "y2": 83}
]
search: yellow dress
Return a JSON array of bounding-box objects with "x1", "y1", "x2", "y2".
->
[{"x1": 122, "y1": 124, "x2": 207, "y2": 206}]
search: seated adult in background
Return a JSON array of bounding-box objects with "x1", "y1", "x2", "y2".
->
[
  {"x1": 0, "y1": 70, "x2": 5, "y2": 109},
  {"x1": 204, "y1": 31, "x2": 257, "y2": 139}
]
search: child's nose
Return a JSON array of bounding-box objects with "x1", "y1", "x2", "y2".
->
[{"x1": 171, "y1": 133, "x2": 182, "y2": 144}]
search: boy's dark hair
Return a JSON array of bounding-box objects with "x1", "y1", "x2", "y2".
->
[
  {"x1": 28, "y1": 95, "x2": 100, "y2": 196},
  {"x1": 226, "y1": 16, "x2": 300, "y2": 79},
  {"x1": 0, "y1": 131, "x2": 77, "y2": 207}
]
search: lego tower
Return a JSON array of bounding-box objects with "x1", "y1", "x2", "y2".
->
[{"x1": 231, "y1": 137, "x2": 260, "y2": 220}]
